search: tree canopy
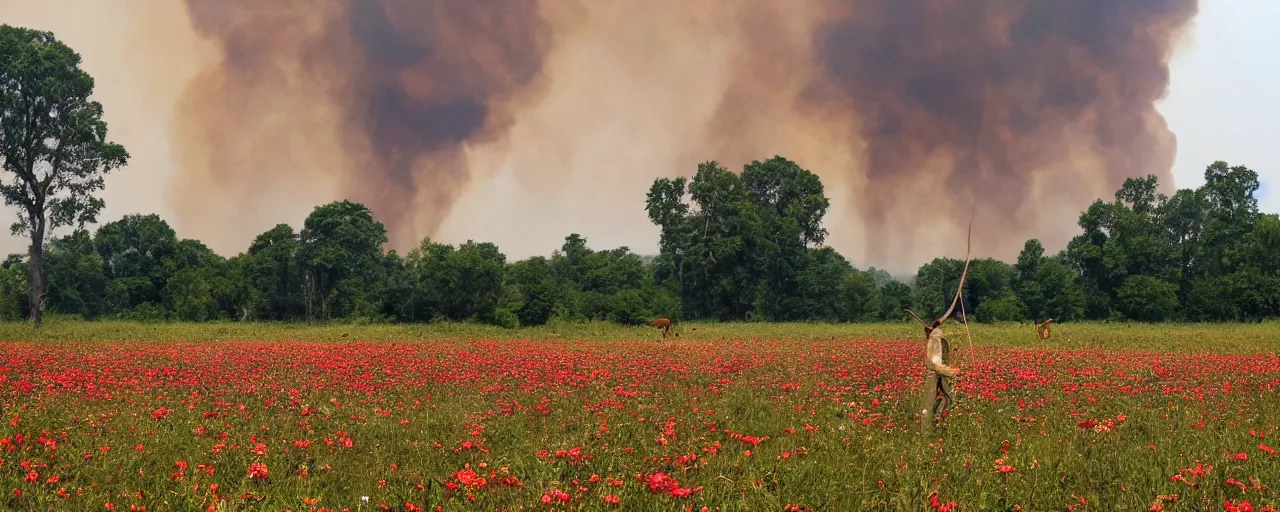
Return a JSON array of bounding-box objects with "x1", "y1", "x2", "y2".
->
[
  {"x1": 1, "y1": 155, "x2": 1275, "y2": 327},
  {"x1": 0, "y1": 24, "x2": 129, "y2": 326}
]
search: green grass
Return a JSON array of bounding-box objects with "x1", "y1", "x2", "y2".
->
[
  {"x1": 3, "y1": 319, "x2": 1279, "y2": 510},
  {"x1": 3, "y1": 316, "x2": 1279, "y2": 354}
]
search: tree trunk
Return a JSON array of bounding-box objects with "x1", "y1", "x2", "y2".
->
[{"x1": 28, "y1": 225, "x2": 45, "y2": 328}]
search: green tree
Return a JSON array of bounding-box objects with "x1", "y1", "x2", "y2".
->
[
  {"x1": 212, "y1": 254, "x2": 255, "y2": 321},
  {"x1": 447, "y1": 241, "x2": 508, "y2": 323},
  {"x1": 910, "y1": 257, "x2": 968, "y2": 321},
  {"x1": 405, "y1": 238, "x2": 508, "y2": 324},
  {"x1": 378, "y1": 251, "x2": 414, "y2": 322},
  {"x1": 645, "y1": 176, "x2": 691, "y2": 294},
  {"x1": 606, "y1": 288, "x2": 651, "y2": 326},
  {"x1": 1015, "y1": 240, "x2": 1044, "y2": 283},
  {"x1": 0, "y1": 253, "x2": 29, "y2": 320},
  {"x1": 1162, "y1": 187, "x2": 1206, "y2": 312},
  {"x1": 868, "y1": 267, "x2": 895, "y2": 287},
  {"x1": 1015, "y1": 241, "x2": 1085, "y2": 322},
  {"x1": 742, "y1": 156, "x2": 830, "y2": 321},
  {"x1": 0, "y1": 25, "x2": 129, "y2": 326},
  {"x1": 506, "y1": 256, "x2": 564, "y2": 326},
  {"x1": 165, "y1": 267, "x2": 216, "y2": 321},
  {"x1": 1241, "y1": 214, "x2": 1280, "y2": 279},
  {"x1": 836, "y1": 267, "x2": 881, "y2": 322},
  {"x1": 877, "y1": 280, "x2": 913, "y2": 322},
  {"x1": 44, "y1": 229, "x2": 107, "y2": 318},
  {"x1": 797, "y1": 247, "x2": 854, "y2": 322},
  {"x1": 1116, "y1": 275, "x2": 1179, "y2": 322},
  {"x1": 297, "y1": 200, "x2": 388, "y2": 319},
  {"x1": 159, "y1": 239, "x2": 223, "y2": 321},
  {"x1": 94, "y1": 214, "x2": 178, "y2": 315},
  {"x1": 1033, "y1": 256, "x2": 1086, "y2": 321},
  {"x1": 1065, "y1": 200, "x2": 1113, "y2": 318},
  {"x1": 684, "y1": 161, "x2": 762, "y2": 320},
  {"x1": 243, "y1": 224, "x2": 302, "y2": 320},
  {"x1": 1066, "y1": 175, "x2": 1178, "y2": 320},
  {"x1": 1015, "y1": 240, "x2": 1047, "y2": 318},
  {"x1": 974, "y1": 292, "x2": 1026, "y2": 322},
  {"x1": 545, "y1": 234, "x2": 662, "y2": 323},
  {"x1": 963, "y1": 258, "x2": 1022, "y2": 321},
  {"x1": 1199, "y1": 161, "x2": 1259, "y2": 276},
  {"x1": 648, "y1": 159, "x2": 835, "y2": 321},
  {"x1": 405, "y1": 238, "x2": 453, "y2": 321}
]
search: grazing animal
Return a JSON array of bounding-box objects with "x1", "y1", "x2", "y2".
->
[
  {"x1": 905, "y1": 218, "x2": 972, "y2": 427},
  {"x1": 1035, "y1": 318, "x2": 1055, "y2": 340},
  {"x1": 649, "y1": 318, "x2": 672, "y2": 340}
]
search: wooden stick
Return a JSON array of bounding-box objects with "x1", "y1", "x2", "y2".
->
[
  {"x1": 959, "y1": 277, "x2": 975, "y2": 369},
  {"x1": 961, "y1": 204, "x2": 976, "y2": 368}
]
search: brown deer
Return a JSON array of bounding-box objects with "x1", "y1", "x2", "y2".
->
[
  {"x1": 649, "y1": 317, "x2": 672, "y2": 340},
  {"x1": 1035, "y1": 318, "x2": 1055, "y2": 340}
]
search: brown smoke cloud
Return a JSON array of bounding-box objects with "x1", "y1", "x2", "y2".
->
[
  {"x1": 793, "y1": 0, "x2": 1199, "y2": 264},
  {"x1": 174, "y1": 0, "x2": 558, "y2": 249},
  {"x1": 0, "y1": 1, "x2": 1199, "y2": 272}
]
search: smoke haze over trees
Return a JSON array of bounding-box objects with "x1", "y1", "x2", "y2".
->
[
  {"x1": 1, "y1": 155, "x2": 1274, "y2": 326},
  {"x1": 8, "y1": 12, "x2": 1275, "y2": 328},
  {"x1": 0, "y1": 1, "x2": 1201, "y2": 272}
]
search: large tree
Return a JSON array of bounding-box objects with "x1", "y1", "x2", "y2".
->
[
  {"x1": 0, "y1": 26, "x2": 128, "y2": 327},
  {"x1": 646, "y1": 158, "x2": 829, "y2": 321},
  {"x1": 297, "y1": 200, "x2": 388, "y2": 319}
]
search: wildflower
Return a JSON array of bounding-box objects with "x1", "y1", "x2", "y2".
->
[
  {"x1": 246, "y1": 462, "x2": 268, "y2": 480},
  {"x1": 1224, "y1": 500, "x2": 1257, "y2": 512}
]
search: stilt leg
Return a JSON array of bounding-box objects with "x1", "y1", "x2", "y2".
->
[
  {"x1": 921, "y1": 372, "x2": 940, "y2": 432},
  {"x1": 937, "y1": 374, "x2": 956, "y2": 418}
]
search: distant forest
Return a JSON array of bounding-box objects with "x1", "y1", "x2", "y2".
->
[
  {"x1": 4, "y1": 24, "x2": 1275, "y2": 327},
  {"x1": 1, "y1": 156, "x2": 1274, "y2": 326}
]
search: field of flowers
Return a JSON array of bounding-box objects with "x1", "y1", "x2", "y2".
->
[{"x1": 2, "y1": 322, "x2": 1279, "y2": 511}]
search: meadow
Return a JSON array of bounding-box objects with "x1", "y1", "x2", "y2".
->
[{"x1": 1, "y1": 319, "x2": 1278, "y2": 511}]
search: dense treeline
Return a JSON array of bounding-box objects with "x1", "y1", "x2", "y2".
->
[
  {"x1": 3, "y1": 26, "x2": 1276, "y2": 326},
  {"x1": 0, "y1": 156, "x2": 1273, "y2": 326}
]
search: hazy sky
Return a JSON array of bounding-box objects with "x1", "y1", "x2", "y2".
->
[
  {"x1": 1159, "y1": 0, "x2": 1279, "y2": 210},
  {"x1": 0, "y1": 1, "x2": 1275, "y2": 264}
]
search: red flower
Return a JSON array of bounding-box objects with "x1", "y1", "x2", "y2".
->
[
  {"x1": 1225, "y1": 500, "x2": 1257, "y2": 512},
  {"x1": 246, "y1": 462, "x2": 268, "y2": 480}
]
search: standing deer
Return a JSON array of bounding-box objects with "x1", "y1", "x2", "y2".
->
[{"x1": 649, "y1": 317, "x2": 672, "y2": 340}]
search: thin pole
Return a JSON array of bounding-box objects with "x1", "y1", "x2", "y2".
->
[{"x1": 959, "y1": 284, "x2": 975, "y2": 369}]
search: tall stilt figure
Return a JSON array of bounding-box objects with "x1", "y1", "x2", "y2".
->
[{"x1": 906, "y1": 219, "x2": 972, "y2": 430}]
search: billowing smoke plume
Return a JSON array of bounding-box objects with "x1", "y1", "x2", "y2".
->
[
  {"x1": 796, "y1": 0, "x2": 1199, "y2": 262},
  {"x1": 76, "y1": 0, "x2": 1194, "y2": 269},
  {"x1": 174, "y1": 0, "x2": 555, "y2": 248}
]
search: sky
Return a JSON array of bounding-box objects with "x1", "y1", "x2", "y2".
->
[
  {"x1": 0, "y1": 0, "x2": 1276, "y2": 267},
  {"x1": 1158, "y1": 0, "x2": 1279, "y2": 208}
]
